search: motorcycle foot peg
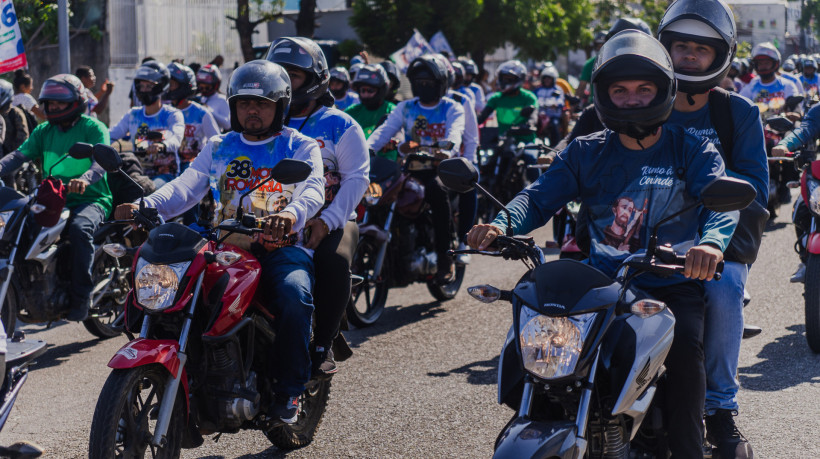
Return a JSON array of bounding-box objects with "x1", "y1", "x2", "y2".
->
[{"x1": 787, "y1": 181, "x2": 801, "y2": 189}]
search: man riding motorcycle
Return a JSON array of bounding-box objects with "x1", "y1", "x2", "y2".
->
[
  {"x1": 0, "y1": 74, "x2": 112, "y2": 322},
  {"x1": 196, "y1": 64, "x2": 230, "y2": 131},
  {"x1": 467, "y1": 30, "x2": 738, "y2": 457},
  {"x1": 114, "y1": 60, "x2": 325, "y2": 424},
  {"x1": 346, "y1": 64, "x2": 397, "y2": 159}
]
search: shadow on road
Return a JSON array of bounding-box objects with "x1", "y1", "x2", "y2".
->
[
  {"x1": 738, "y1": 324, "x2": 820, "y2": 391},
  {"x1": 197, "y1": 448, "x2": 287, "y2": 458},
  {"x1": 427, "y1": 355, "x2": 499, "y2": 385},
  {"x1": 29, "y1": 339, "x2": 101, "y2": 371},
  {"x1": 344, "y1": 300, "x2": 446, "y2": 348},
  {"x1": 765, "y1": 220, "x2": 790, "y2": 231}
]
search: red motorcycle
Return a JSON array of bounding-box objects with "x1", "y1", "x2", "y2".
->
[{"x1": 87, "y1": 144, "x2": 332, "y2": 457}]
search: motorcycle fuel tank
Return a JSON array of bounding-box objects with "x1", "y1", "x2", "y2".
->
[
  {"x1": 24, "y1": 208, "x2": 70, "y2": 264},
  {"x1": 202, "y1": 243, "x2": 262, "y2": 337}
]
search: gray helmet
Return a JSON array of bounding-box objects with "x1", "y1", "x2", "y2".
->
[
  {"x1": 134, "y1": 61, "x2": 170, "y2": 105},
  {"x1": 592, "y1": 30, "x2": 676, "y2": 141},
  {"x1": 540, "y1": 65, "x2": 559, "y2": 82},
  {"x1": 266, "y1": 37, "x2": 329, "y2": 106},
  {"x1": 227, "y1": 60, "x2": 292, "y2": 135},
  {"x1": 496, "y1": 60, "x2": 527, "y2": 93},
  {"x1": 803, "y1": 58, "x2": 817, "y2": 70},
  {"x1": 783, "y1": 59, "x2": 796, "y2": 72},
  {"x1": 0, "y1": 79, "x2": 13, "y2": 110},
  {"x1": 657, "y1": 0, "x2": 736, "y2": 94}
]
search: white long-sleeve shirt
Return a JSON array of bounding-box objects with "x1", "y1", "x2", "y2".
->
[
  {"x1": 202, "y1": 93, "x2": 231, "y2": 131},
  {"x1": 448, "y1": 90, "x2": 478, "y2": 162},
  {"x1": 367, "y1": 96, "x2": 465, "y2": 157},
  {"x1": 109, "y1": 105, "x2": 186, "y2": 177}
]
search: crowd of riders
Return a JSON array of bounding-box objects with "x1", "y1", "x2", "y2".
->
[{"x1": 4, "y1": 0, "x2": 820, "y2": 455}]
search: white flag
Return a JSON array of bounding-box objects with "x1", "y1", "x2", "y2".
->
[
  {"x1": 0, "y1": 0, "x2": 27, "y2": 73},
  {"x1": 390, "y1": 29, "x2": 436, "y2": 74},
  {"x1": 429, "y1": 31, "x2": 454, "y2": 57}
]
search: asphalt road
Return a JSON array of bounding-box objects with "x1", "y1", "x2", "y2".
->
[{"x1": 1, "y1": 195, "x2": 819, "y2": 458}]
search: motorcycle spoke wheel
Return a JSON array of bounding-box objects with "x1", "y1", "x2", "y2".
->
[
  {"x1": 265, "y1": 378, "x2": 332, "y2": 450},
  {"x1": 83, "y1": 256, "x2": 129, "y2": 339},
  {"x1": 427, "y1": 262, "x2": 466, "y2": 301},
  {"x1": 346, "y1": 241, "x2": 389, "y2": 328}
]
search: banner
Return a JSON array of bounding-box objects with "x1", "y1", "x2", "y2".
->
[
  {"x1": 429, "y1": 31, "x2": 454, "y2": 57},
  {"x1": 0, "y1": 0, "x2": 26, "y2": 74},
  {"x1": 390, "y1": 29, "x2": 435, "y2": 74}
]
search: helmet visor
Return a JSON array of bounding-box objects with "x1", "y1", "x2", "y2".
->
[
  {"x1": 268, "y1": 42, "x2": 315, "y2": 71},
  {"x1": 39, "y1": 81, "x2": 75, "y2": 102}
]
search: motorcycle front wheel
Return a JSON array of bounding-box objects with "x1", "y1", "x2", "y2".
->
[
  {"x1": 83, "y1": 255, "x2": 130, "y2": 339},
  {"x1": 89, "y1": 365, "x2": 184, "y2": 459},
  {"x1": 427, "y1": 262, "x2": 466, "y2": 301},
  {"x1": 805, "y1": 254, "x2": 820, "y2": 353},
  {"x1": 346, "y1": 238, "x2": 389, "y2": 328},
  {"x1": 266, "y1": 377, "x2": 332, "y2": 450}
]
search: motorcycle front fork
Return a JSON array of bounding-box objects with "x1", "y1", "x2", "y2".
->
[
  {"x1": 149, "y1": 270, "x2": 205, "y2": 448},
  {"x1": 371, "y1": 202, "x2": 396, "y2": 278}
]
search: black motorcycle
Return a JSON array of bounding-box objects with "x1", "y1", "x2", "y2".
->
[{"x1": 0, "y1": 329, "x2": 46, "y2": 458}]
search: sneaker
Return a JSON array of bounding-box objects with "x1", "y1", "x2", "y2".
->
[
  {"x1": 791, "y1": 263, "x2": 806, "y2": 283},
  {"x1": 455, "y1": 242, "x2": 471, "y2": 264},
  {"x1": 742, "y1": 325, "x2": 763, "y2": 339},
  {"x1": 272, "y1": 395, "x2": 300, "y2": 424},
  {"x1": 312, "y1": 347, "x2": 338, "y2": 376},
  {"x1": 778, "y1": 185, "x2": 792, "y2": 204},
  {"x1": 705, "y1": 409, "x2": 753, "y2": 459},
  {"x1": 434, "y1": 258, "x2": 454, "y2": 285},
  {"x1": 66, "y1": 298, "x2": 91, "y2": 322}
]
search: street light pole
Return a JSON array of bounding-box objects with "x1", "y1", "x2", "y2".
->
[{"x1": 58, "y1": 0, "x2": 70, "y2": 74}]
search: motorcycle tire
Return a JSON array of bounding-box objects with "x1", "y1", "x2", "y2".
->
[
  {"x1": 89, "y1": 366, "x2": 184, "y2": 459},
  {"x1": 804, "y1": 255, "x2": 820, "y2": 353},
  {"x1": 266, "y1": 377, "x2": 331, "y2": 450},
  {"x1": 427, "y1": 262, "x2": 466, "y2": 301},
  {"x1": 1, "y1": 286, "x2": 18, "y2": 336},
  {"x1": 346, "y1": 239, "x2": 389, "y2": 328},
  {"x1": 82, "y1": 254, "x2": 129, "y2": 339}
]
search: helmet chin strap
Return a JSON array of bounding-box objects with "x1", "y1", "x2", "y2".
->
[{"x1": 686, "y1": 93, "x2": 696, "y2": 106}]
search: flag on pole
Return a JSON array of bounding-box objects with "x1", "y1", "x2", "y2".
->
[
  {"x1": 0, "y1": 0, "x2": 26, "y2": 73},
  {"x1": 390, "y1": 29, "x2": 436, "y2": 74},
  {"x1": 429, "y1": 31, "x2": 454, "y2": 57}
]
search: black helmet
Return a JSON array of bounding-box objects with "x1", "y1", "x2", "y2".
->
[
  {"x1": 605, "y1": 17, "x2": 651, "y2": 41},
  {"x1": 459, "y1": 58, "x2": 479, "y2": 77},
  {"x1": 496, "y1": 60, "x2": 527, "y2": 94},
  {"x1": 407, "y1": 54, "x2": 448, "y2": 103},
  {"x1": 329, "y1": 66, "x2": 351, "y2": 99},
  {"x1": 227, "y1": 60, "x2": 292, "y2": 135},
  {"x1": 592, "y1": 30, "x2": 676, "y2": 141},
  {"x1": 39, "y1": 74, "x2": 88, "y2": 124},
  {"x1": 352, "y1": 64, "x2": 389, "y2": 110},
  {"x1": 0, "y1": 79, "x2": 12, "y2": 111},
  {"x1": 379, "y1": 60, "x2": 401, "y2": 97},
  {"x1": 657, "y1": 0, "x2": 736, "y2": 95},
  {"x1": 266, "y1": 36, "x2": 330, "y2": 106},
  {"x1": 134, "y1": 61, "x2": 170, "y2": 105},
  {"x1": 166, "y1": 62, "x2": 197, "y2": 104}
]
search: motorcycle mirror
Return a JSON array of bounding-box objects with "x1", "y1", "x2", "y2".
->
[
  {"x1": 68, "y1": 142, "x2": 94, "y2": 160},
  {"x1": 766, "y1": 116, "x2": 795, "y2": 132},
  {"x1": 269, "y1": 159, "x2": 312, "y2": 185},
  {"x1": 146, "y1": 130, "x2": 164, "y2": 142},
  {"x1": 438, "y1": 158, "x2": 478, "y2": 193},
  {"x1": 519, "y1": 106, "x2": 535, "y2": 118},
  {"x1": 785, "y1": 95, "x2": 805, "y2": 110},
  {"x1": 700, "y1": 177, "x2": 756, "y2": 213},
  {"x1": 92, "y1": 144, "x2": 124, "y2": 173}
]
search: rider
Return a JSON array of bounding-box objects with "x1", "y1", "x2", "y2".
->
[
  {"x1": 739, "y1": 43, "x2": 801, "y2": 109},
  {"x1": 345, "y1": 64, "x2": 397, "y2": 158},
  {"x1": 267, "y1": 37, "x2": 370, "y2": 376},
  {"x1": 535, "y1": 63, "x2": 565, "y2": 146},
  {"x1": 658, "y1": 0, "x2": 766, "y2": 456},
  {"x1": 329, "y1": 67, "x2": 360, "y2": 111},
  {"x1": 165, "y1": 62, "x2": 220, "y2": 170},
  {"x1": 458, "y1": 58, "x2": 486, "y2": 113},
  {"x1": 109, "y1": 61, "x2": 185, "y2": 188},
  {"x1": 466, "y1": 30, "x2": 737, "y2": 458},
  {"x1": 367, "y1": 53, "x2": 466, "y2": 284},
  {"x1": 114, "y1": 60, "x2": 325, "y2": 424},
  {"x1": 801, "y1": 57, "x2": 819, "y2": 96},
  {"x1": 196, "y1": 64, "x2": 230, "y2": 131},
  {"x1": 379, "y1": 60, "x2": 402, "y2": 105},
  {"x1": 0, "y1": 74, "x2": 112, "y2": 322}
]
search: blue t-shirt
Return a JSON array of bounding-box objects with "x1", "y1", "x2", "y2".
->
[
  {"x1": 801, "y1": 74, "x2": 819, "y2": 95},
  {"x1": 109, "y1": 105, "x2": 185, "y2": 177},
  {"x1": 493, "y1": 126, "x2": 737, "y2": 288},
  {"x1": 334, "y1": 92, "x2": 360, "y2": 111},
  {"x1": 667, "y1": 95, "x2": 769, "y2": 208},
  {"x1": 179, "y1": 102, "x2": 220, "y2": 164}
]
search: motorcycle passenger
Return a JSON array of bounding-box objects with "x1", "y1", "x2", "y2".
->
[
  {"x1": 458, "y1": 58, "x2": 486, "y2": 113},
  {"x1": 329, "y1": 67, "x2": 360, "y2": 111},
  {"x1": 267, "y1": 37, "x2": 370, "y2": 376},
  {"x1": 379, "y1": 60, "x2": 402, "y2": 105},
  {"x1": 345, "y1": 64, "x2": 397, "y2": 159},
  {"x1": 535, "y1": 64, "x2": 565, "y2": 146},
  {"x1": 114, "y1": 60, "x2": 325, "y2": 423},
  {"x1": 196, "y1": 64, "x2": 231, "y2": 131},
  {"x1": 109, "y1": 61, "x2": 185, "y2": 188},
  {"x1": 658, "y1": 0, "x2": 767, "y2": 456},
  {"x1": 801, "y1": 58, "x2": 819, "y2": 96},
  {"x1": 367, "y1": 53, "x2": 466, "y2": 284},
  {"x1": 166, "y1": 63, "x2": 220, "y2": 171},
  {"x1": 0, "y1": 74, "x2": 113, "y2": 322},
  {"x1": 467, "y1": 30, "x2": 738, "y2": 458}
]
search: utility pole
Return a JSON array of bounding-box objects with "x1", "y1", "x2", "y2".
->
[{"x1": 58, "y1": 0, "x2": 70, "y2": 74}]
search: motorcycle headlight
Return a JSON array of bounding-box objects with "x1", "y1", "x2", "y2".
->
[
  {"x1": 134, "y1": 259, "x2": 191, "y2": 311},
  {"x1": 519, "y1": 307, "x2": 596, "y2": 380},
  {"x1": 0, "y1": 210, "x2": 12, "y2": 239},
  {"x1": 808, "y1": 179, "x2": 820, "y2": 216}
]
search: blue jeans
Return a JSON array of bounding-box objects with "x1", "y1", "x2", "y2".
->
[
  {"x1": 259, "y1": 246, "x2": 315, "y2": 397},
  {"x1": 68, "y1": 203, "x2": 107, "y2": 304},
  {"x1": 703, "y1": 261, "x2": 748, "y2": 414},
  {"x1": 152, "y1": 173, "x2": 175, "y2": 189}
]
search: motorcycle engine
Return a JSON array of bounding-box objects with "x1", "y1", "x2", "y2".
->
[
  {"x1": 203, "y1": 344, "x2": 261, "y2": 430},
  {"x1": 408, "y1": 247, "x2": 437, "y2": 278}
]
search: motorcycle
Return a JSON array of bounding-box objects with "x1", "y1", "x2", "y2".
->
[
  {"x1": 0, "y1": 328, "x2": 46, "y2": 459},
  {"x1": 347, "y1": 142, "x2": 466, "y2": 327},
  {"x1": 763, "y1": 95, "x2": 804, "y2": 218},
  {"x1": 437, "y1": 157, "x2": 755, "y2": 458},
  {"x1": 0, "y1": 142, "x2": 131, "y2": 338},
  {"x1": 88, "y1": 144, "x2": 332, "y2": 457}
]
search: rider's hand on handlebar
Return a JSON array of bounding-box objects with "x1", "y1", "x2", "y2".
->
[
  {"x1": 772, "y1": 145, "x2": 790, "y2": 157},
  {"x1": 684, "y1": 243, "x2": 723, "y2": 281},
  {"x1": 467, "y1": 224, "x2": 504, "y2": 251},
  {"x1": 258, "y1": 211, "x2": 297, "y2": 250},
  {"x1": 146, "y1": 142, "x2": 166, "y2": 156},
  {"x1": 68, "y1": 178, "x2": 89, "y2": 195},
  {"x1": 114, "y1": 203, "x2": 139, "y2": 221},
  {"x1": 398, "y1": 141, "x2": 416, "y2": 155},
  {"x1": 304, "y1": 217, "x2": 330, "y2": 249},
  {"x1": 786, "y1": 112, "x2": 802, "y2": 122}
]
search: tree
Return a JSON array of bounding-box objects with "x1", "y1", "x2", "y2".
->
[
  {"x1": 510, "y1": 0, "x2": 595, "y2": 61},
  {"x1": 17, "y1": 0, "x2": 103, "y2": 53},
  {"x1": 227, "y1": 0, "x2": 285, "y2": 63},
  {"x1": 296, "y1": 0, "x2": 317, "y2": 37}
]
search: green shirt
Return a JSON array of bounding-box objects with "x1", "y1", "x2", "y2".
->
[
  {"x1": 580, "y1": 56, "x2": 596, "y2": 102},
  {"x1": 18, "y1": 115, "x2": 113, "y2": 216},
  {"x1": 486, "y1": 89, "x2": 537, "y2": 141},
  {"x1": 346, "y1": 101, "x2": 399, "y2": 161}
]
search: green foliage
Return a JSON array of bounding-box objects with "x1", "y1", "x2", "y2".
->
[
  {"x1": 337, "y1": 39, "x2": 364, "y2": 60},
  {"x1": 510, "y1": 0, "x2": 595, "y2": 60},
  {"x1": 16, "y1": 0, "x2": 109, "y2": 50},
  {"x1": 737, "y1": 41, "x2": 752, "y2": 59},
  {"x1": 801, "y1": 0, "x2": 820, "y2": 43}
]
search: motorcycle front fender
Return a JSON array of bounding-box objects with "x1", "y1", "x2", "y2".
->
[
  {"x1": 108, "y1": 338, "x2": 190, "y2": 413},
  {"x1": 493, "y1": 417, "x2": 583, "y2": 459},
  {"x1": 807, "y1": 232, "x2": 820, "y2": 254}
]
